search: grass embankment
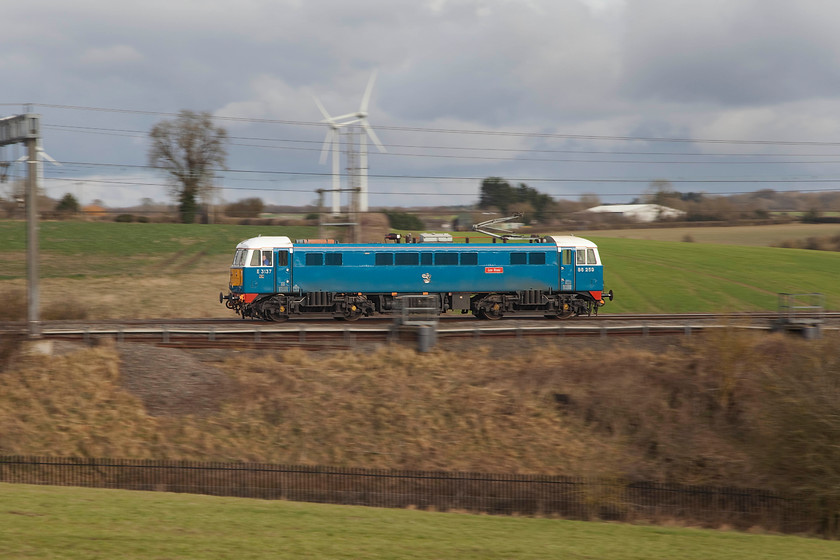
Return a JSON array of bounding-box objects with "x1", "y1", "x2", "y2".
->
[
  {"x1": 0, "y1": 220, "x2": 839, "y2": 318},
  {"x1": 3, "y1": 483, "x2": 839, "y2": 560},
  {"x1": 3, "y1": 331, "x2": 839, "y2": 494}
]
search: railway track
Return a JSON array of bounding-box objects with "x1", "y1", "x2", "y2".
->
[
  {"x1": 6, "y1": 310, "x2": 839, "y2": 328},
  {"x1": 2, "y1": 312, "x2": 834, "y2": 349}
]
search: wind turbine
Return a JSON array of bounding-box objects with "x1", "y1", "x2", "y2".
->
[
  {"x1": 314, "y1": 71, "x2": 386, "y2": 214},
  {"x1": 16, "y1": 138, "x2": 61, "y2": 193}
]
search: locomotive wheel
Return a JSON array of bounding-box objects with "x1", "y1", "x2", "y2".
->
[
  {"x1": 544, "y1": 301, "x2": 574, "y2": 320},
  {"x1": 481, "y1": 303, "x2": 504, "y2": 321},
  {"x1": 544, "y1": 312, "x2": 574, "y2": 319},
  {"x1": 334, "y1": 304, "x2": 363, "y2": 321},
  {"x1": 544, "y1": 309, "x2": 575, "y2": 320},
  {"x1": 265, "y1": 310, "x2": 289, "y2": 322},
  {"x1": 343, "y1": 305, "x2": 363, "y2": 322}
]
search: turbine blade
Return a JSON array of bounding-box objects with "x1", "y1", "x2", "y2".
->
[
  {"x1": 319, "y1": 129, "x2": 334, "y2": 164},
  {"x1": 313, "y1": 96, "x2": 332, "y2": 121},
  {"x1": 331, "y1": 111, "x2": 360, "y2": 121},
  {"x1": 362, "y1": 121, "x2": 386, "y2": 152},
  {"x1": 360, "y1": 69, "x2": 378, "y2": 113},
  {"x1": 39, "y1": 150, "x2": 61, "y2": 165}
]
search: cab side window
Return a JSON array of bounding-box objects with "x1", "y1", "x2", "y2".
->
[
  {"x1": 562, "y1": 249, "x2": 573, "y2": 265},
  {"x1": 587, "y1": 249, "x2": 596, "y2": 265},
  {"x1": 249, "y1": 250, "x2": 261, "y2": 267},
  {"x1": 576, "y1": 250, "x2": 585, "y2": 265},
  {"x1": 262, "y1": 251, "x2": 273, "y2": 266}
]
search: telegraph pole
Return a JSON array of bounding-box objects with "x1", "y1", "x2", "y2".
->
[
  {"x1": 316, "y1": 189, "x2": 325, "y2": 239},
  {"x1": 25, "y1": 131, "x2": 39, "y2": 337}
]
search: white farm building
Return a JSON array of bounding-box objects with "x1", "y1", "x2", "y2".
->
[{"x1": 583, "y1": 204, "x2": 686, "y2": 222}]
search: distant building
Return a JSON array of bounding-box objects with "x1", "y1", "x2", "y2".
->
[
  {"x1": 82, "y1": 204, "x2": 107, "y2": 218},
  {"x1": 583, "y1": 204, "x2": 685, "y2": 222}
]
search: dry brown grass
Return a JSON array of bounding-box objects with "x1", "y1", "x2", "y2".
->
[
  {"x1": 3, "y1": 331, "x2": 835, "y2": 488},
  {"x1": 0, "y1": 269, "x2": 232, "y2": 320},
  {"x1": 0, "y1": 345, "x2": 156, "y2": 458},
  {"x1": 774, "y1": 234, "x2": 840, "y2": 251},
  {"x1": 0, "y1": 287, "x2": 26, "y2": 321}
]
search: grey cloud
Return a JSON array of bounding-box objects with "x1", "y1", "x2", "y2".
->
[
  {"x1": 4, "y1": 0, "x2": 840, "y2": 208},
  {"x1": 622, "y1": 0, "x2": 840, "y2": 105}
]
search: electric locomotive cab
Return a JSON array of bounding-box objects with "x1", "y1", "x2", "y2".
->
[
  {"x1": 221, "y1": 235, "x2": 293, "y2": 315},
  {"x1": 548, "y1": 235, "x2": 607, "y2": 302}
]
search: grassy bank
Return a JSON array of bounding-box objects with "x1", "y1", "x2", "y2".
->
[
  {"x1": 3, "y1": 483, "x2": 838, "y2": 559},
  {"x1": 3, "y1": 332, "x2": 839, "y2": 490}
]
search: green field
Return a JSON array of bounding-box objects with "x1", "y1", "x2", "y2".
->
[
  {"x1": 591, "y1": 237, "x2": 840, "y2": 312},
  {"x1": 3, "y1": 483, "x2": 838, "y2": 560},
  {"x1": 576, "y1": 223, "x2": 840, "y2": 246},
  {"x1": 0, "y1": 220, "x2": 838, "y2": 316},
  {"x1": 0, "y1": 221, "x2": 319, "y2": 279}
]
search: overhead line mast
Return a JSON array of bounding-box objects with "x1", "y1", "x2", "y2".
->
[{"x1": 0, "y1": 112, "x2": 42, "y2": 338}]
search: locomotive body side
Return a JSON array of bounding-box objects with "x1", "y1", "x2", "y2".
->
[{"x1": 290, "y1": 243, "x2": 559, "y2": 294}]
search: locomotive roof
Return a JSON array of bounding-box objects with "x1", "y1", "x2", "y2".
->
[
  {"x1": 545, "y1": 235, "x2": 598, "y2": 248},
  {"x1": 236, "y1": 236, "x2": 292, "y2": 249},
  {"x1": 235, "y1": 234, "x2": 597, "y2": 250}
]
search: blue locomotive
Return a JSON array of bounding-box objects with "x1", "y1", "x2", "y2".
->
[{"x1": 220, "y1": 234, "x2": 612, "y2": 321}]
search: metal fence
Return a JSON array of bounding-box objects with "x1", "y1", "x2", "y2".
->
[{"x1": 0, "y1": 456, "x2": 817, "y2": 534}]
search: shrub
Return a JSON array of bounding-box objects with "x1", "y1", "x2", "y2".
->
[
  {"x1": 224, "y1": 198, "x2": 264, "y2": 218},
  {"x1": 384, "y1": 211, "x2": 424, "y2": 231}
]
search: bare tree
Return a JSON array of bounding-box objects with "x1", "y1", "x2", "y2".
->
[
  {"x1": 149, "y1": 110, "x2": 227, "y2": 223},
  {"x1": 578, "y1": 193, "x2": 601, "y2": 209}
]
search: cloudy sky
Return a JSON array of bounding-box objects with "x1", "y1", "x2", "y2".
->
[{"x1": 3, "y1": 0, "x2": 840, "y2": 211}]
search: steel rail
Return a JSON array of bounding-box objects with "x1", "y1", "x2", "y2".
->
[
  {"x1": 25, "y1": 320, "x2": 834, "y2": 349},
  {"x1": 5, "y1": 310, "x2": 838, "y2": 328}
]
